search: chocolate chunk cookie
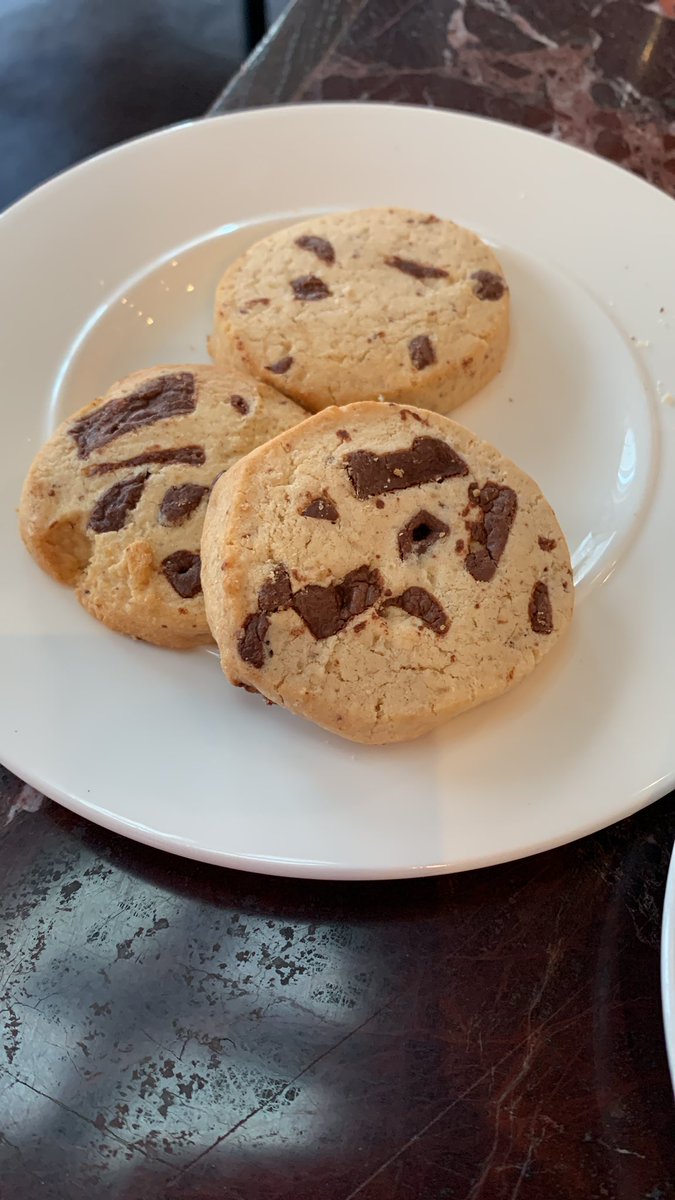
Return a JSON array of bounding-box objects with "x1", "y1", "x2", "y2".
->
[
  {"x1": 209, "y1": 207, "x2": 510, "y2": 416},
  {"x1": 20, "y1": 364, "x2": 304, "y2": 648},
  {"x1": 201, "y1": 402, "x2": 573, "y2": 743}
]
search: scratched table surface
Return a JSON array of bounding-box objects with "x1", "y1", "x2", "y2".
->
[{"x1": 3, "y1": 1, "x2": 675, "y2": 1197}]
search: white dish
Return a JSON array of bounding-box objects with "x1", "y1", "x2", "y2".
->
[
  {"x1": 661, "y1": 844, "x2": 675, "y2": 1091},
  {"x1": 1, "y1": 103, "x2": 674, "y2": 879}
]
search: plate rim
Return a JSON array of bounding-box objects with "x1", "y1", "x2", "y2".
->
[
  {"x1": 2, "y1": 741, "x2": 673, "y2": 879},
  {"x1": 2, "y1": 101, "x2": 674, "y2": 232}
]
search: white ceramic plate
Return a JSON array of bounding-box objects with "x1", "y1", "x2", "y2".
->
[
  {"x1": 662, "y1": 845, "x2": 675, "y2": 1091},
  {"x1": 1, "y1": 104, "x2": 674, "y2": 879}
]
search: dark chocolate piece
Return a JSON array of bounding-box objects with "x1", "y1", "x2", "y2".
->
[
  {"x1": 471, "y1": 270, "x2": 506, "y2": 301},
  {"x1": 161, "y1": 550, "x2": 202, "y2": 599},
  {"x1": 295, "y1": 235, "x2": 335, "y2": 264},
  {"x1": 266, "y1": 356, "x2": 293, "y2": 374},
  {"x1": 385, "y1": 255, "x2": 448, "y2": 280},
  {"x1": 346, "y1": 436, "x2": 468, "y2": 499},
  {"x1": 398, "y1": 510, "x2": 449, "y2": 559},
  {"x1": 291, "y1": 274, "x2": 331, "y2": 301},
  {"x1": 88, "y1": 472, "x2": 147, "y2": 534},
  {"x1": 158, "y1": 483, "x2": 209, "y2": 527},
  {"x1": 86, "y1": 445, "x2": 205, "y2": 476},
  {"x1": 238, "y1": 613, "x2": 270, "y2": 668},
  {"x1": 401, "y1": 408, "x2": 430, "y2": 426},
  {"x1": 301, "y1": 496, "x2": 339, "y2": 523},
  {"x1": 230, "y1": 395, "x2": 249, "y2": 415},
  {"x1": 384, "y1": 588, "x2": 449, "y2": 635},
  {"x1": 529, "y1": 581, "x2": 553, "y2": 634},
  {"x1": 465, "y1": 482, "x2": 518, "y2": 582},
  {"x1": 538, "y1": 536, "x2": 557, "y2": 552},
  {"x1": 291, "y1": 566, "x2": 382, "y2": 640},
  {"x1": 70, "y1": 372, "x2": 196, "y2": 458},
  {"x1": 258, "y1": 565, "x2": 293, "y2": 614},
  {"x1": 408, "y1": 335, "x2": 436, "y2": 370}
]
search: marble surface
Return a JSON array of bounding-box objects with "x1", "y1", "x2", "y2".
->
[
  {"x1": 1, "y1": 771, "x2": 674, "y2": 1199},
  {"x1": 3, "y1": 1, "x2": 675, "y2": 1196},
  {"x1": 214, "y1": 0, "x2": 675, "y2": 197}
]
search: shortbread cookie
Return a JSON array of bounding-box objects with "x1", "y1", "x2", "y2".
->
[
  {"x1": 20, "y1": 364, "x2": 304, "y2": 648},
  {"x1": 209, "y1": 207, "x2": 509, "y2": 415},
  {"x1": 202, "y1": 402, "x2": 573, "y2": 743}
]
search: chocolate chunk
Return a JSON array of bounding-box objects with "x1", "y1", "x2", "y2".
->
[
  {"x1": 266, "y1": 356, "x2": 293, "y2": 375},
  {"x1": 466, "y1": 544, "x2": 497, "y2": 583},
  {"x1": 529, "y1": 581, "x2": 553, "y2": 634},
  {"x1": 292, "y1": 566, "x2": 382, "y2": 640},
  {"x1": 384, "y1": 588, "x2": 449, "y2": 635},
  {"x1": 238, "y1": 612, "x2": 270, "y2": 668},
  {"x1": 408, "y1": 335, "x2": 436, "y2": 370},
  {"x1": 375, "y1": 499, "x2": 385, "y2": 509},
  {"x1": 230, "y1": 395, "x2": 249, "y2": 415},
  {"x1": 483, "y1": 485, "x2": 518, "y2": 561},
  {"x1": 385, "y1": 256, "x2": 448, "y2": 280},
  {"x1": 70, "y1": 372, "x2": 196, "y2": 458},
  {"x1": 301, "y1": 496, "x2": 339, "y2": 523},
  {"x1": 401, "y1": 408, "x2": 430, "y2": 426},
  {"x1": 88, "y1": 472, "x2": 147, "y2": 533},
  {"x1": 258, "y1": 565, "x2": 293, "y2": 614},
  {"x1": 538, "y1": 536, "x2": 557, "y2": 552},
  {"x1": 398, "y1": 510, "x2": 449, "y2": 560},
  {"x1": 345, "y1": 436, "x2": 468, "y2": 499},
  {"x1": 291, "y1": 275, "x2": 331, "y2": 301},
  {"x1": 465, "y1": 482, "x2": 518, "y2": 582},
  {"x1": 295, "y1": 235, "x2": 335, "y2": 265},
  {"x1": 86, "y1": 445, "x2": 205, "y2": 476},
  {"x1": 161, "y1": 550, "x2": 202, "y2": 599},
  {"x1": 336, "y1": 429, "x2": 351, "y2": 442},
  {"x1": 471, "y1": 270, "x2": 506, "y2": 301},
  {"x1": 243, "y1": 297, "x2": 270, "y2": 309},
  {"x1": 158, "y1": 483, "x2": 209, "y2": 527}
]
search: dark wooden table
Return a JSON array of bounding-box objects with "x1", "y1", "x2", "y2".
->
[{"x1": 2, "y1": 2, "x2": 675, "y2": 1197}]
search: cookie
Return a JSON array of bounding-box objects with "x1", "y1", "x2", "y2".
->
[
  {"x1": 20, "y1": 364, "x2": 304, "y2": 648},
  {"x1": 201, "y1": 402, "x2": 573, "y2": 743},
  {"x1": 209, "y1": 207, "x2": 509, "y2": 415}
]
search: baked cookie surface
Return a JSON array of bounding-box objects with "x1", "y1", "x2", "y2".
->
[
  {"x1": 210, "y1": 207, "x2": 509, "y2": 415},
  {"x1": 201, "y1": 401, "x2": 573, "y2": 743},
  {"x1": 20, "y1": 364, "x2": 304, "y2": 648}
]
